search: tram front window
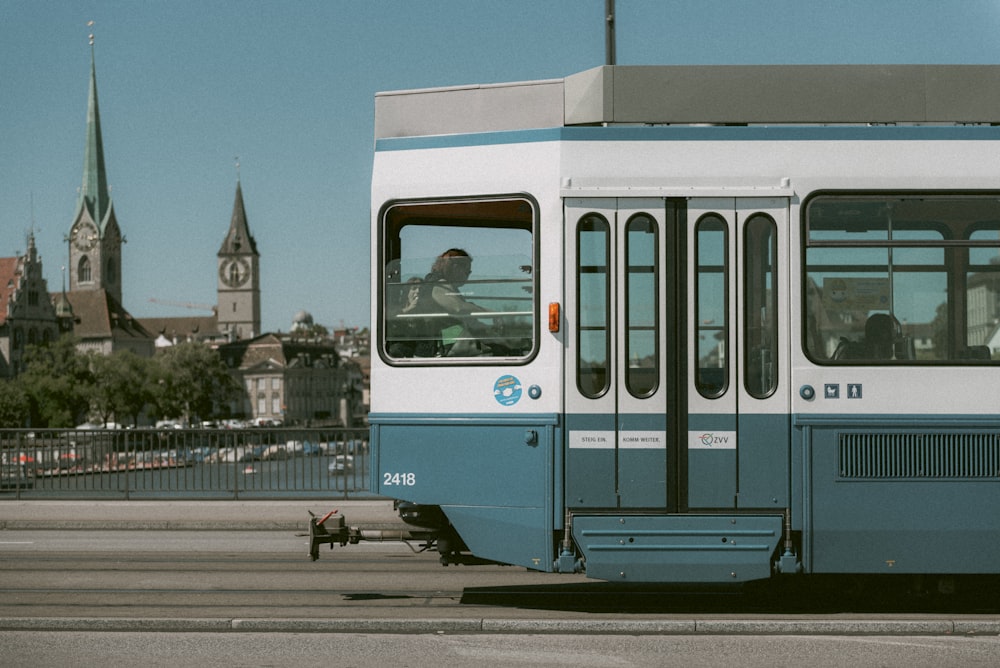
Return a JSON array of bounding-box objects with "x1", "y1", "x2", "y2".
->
[
  {"x1": 804, "y1": 194, "x2": 1000, "y2": 364},
  {"x1": 381, "y1": 197, "x2": 536, "y2": 363}
]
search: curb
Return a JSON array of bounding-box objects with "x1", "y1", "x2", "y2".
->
[
  {"x1": 2, "y1": 617, "x2": 999, "y2": 636},
  {"x1": 0, "y1": 521, "x2": 406, "y2": 531}
]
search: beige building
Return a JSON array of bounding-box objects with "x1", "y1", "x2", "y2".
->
[{"x1": 217, "y1": 333, "x2": 364, "y2": 427}]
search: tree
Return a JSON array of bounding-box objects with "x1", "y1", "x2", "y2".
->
[
  {"x1": 89, "y1": 350, "x2": 154, "y2": 427},
  {"x1": 151, "y1": 342, "x2": 241, "y2": 425},
  {"x1": 0, "y1": 378, "x2": 29, "y2": 428},
  {"x1": 18, "y1": 337, "x2": 93, "y2": 427}
]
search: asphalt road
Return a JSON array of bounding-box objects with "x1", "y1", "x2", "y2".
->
[
  {"x1": 2, "y1": 528, "x2": 1000, "y2": 621},
  {"x1": 1, "y1": 528, "x2": 1000, "y2": 666}
]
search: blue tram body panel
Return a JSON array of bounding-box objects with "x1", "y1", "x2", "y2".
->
[
  {"x1": 370, "y1": 414, "x2": 558, "y2": 571},
  {"x1": 798, "y1": 415, "x2": 1000, "y2": 574},
  {"x1": 564, "y1": 414, "x2": 617, "y2": 508},
  {"x1": 737, "y1": 413, "x2": 791, "y2": 510}
]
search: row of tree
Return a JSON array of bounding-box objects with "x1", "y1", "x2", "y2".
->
[{"x1": 0, "y1": 338, "x2": 241, "y2": 429}]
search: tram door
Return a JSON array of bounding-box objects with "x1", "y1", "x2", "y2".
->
[
  {"x1": 565, "y1": 197, "x2": 788, "y2": 512},
  {"x1": 565, "y1": 198, "x2": 671, "y2": 509}
]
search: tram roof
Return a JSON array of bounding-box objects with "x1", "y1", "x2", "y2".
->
[{"x1": 374, "y1": 64, "x2": 1000, "y2": 139}]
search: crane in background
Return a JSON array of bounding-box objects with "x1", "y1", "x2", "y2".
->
[{"x1": 148, "y1": 298, "x2": 217, "y2": 314}]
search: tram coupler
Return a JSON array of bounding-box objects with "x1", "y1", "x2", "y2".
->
[
  {"x1": 307, "y1": 509, "x2": 441, "y2": 561},
  {"x1": 308, "y1": 510, "x2": 354, "y2": 561}
]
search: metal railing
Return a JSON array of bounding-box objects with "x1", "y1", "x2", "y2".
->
[{"x1": 0, "y1": 427, "x2": 371, "y2": 500}]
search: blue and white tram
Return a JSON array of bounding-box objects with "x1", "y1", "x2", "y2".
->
[{"x1": 366, "y1": 65, "x2": 1000, "y2": 583}]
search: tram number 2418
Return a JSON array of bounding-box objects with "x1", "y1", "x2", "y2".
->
[{"x1": 383, "y1": 472, "x2": 416, "y2": 487}]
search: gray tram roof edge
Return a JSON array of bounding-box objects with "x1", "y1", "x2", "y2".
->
[{"x1": 374, "y1": 64, "x2": 1000, "y2": 139}]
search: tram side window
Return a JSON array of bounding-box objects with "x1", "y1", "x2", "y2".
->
[
  {"x1": 625, "y1": 215, "x2": 659, "y2": 398},
  {"x1": 577, "y1": 215, "x2": 611, "y2": 398},
  {"x1": 804, "y1": 194, "x2": 1000, "y2": 364},
  {"x1": 381, "y1": 197, "x2": 536, "y2": 363},
  {"x1": 744, "y1": 214, "x2": 778, "y2": 398},
  {"x1": 695, "y1": 215, "x2": 729, "y2": 398}
]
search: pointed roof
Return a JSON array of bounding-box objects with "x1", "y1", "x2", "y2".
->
[
  {"x1": 218, "y1": 181, "x2": 259, "y2": 256},
  {"x1": 0, "y1": 256, "x2": 19, "y2": 326},
  {"x1": 76, "y1": 47, "x2": 114, "y2": 232}
]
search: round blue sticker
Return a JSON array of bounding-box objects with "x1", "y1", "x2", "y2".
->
[{"x1": 493, "y1": 374, "x2": 522, "y2": 406}]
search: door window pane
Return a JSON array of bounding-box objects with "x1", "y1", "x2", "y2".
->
[
  {"x1": 695, "y1": 215, "x2": 728, "y2": 398},
  {"x1": 625, "y1": 214, "x2": 659, "y2": 397},
  {"x1": 744, "y1": 214, "x2": 778, "y2": 398},
  {"x1": 577, "y1": 215, "x2": 611, "y2": 398}
]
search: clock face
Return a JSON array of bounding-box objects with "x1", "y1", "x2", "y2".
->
[
  {"x1": 220, "y1": 258, "x2": 250, "y2": 287},
  {"x1": 73, "y1": 223, "x2": 98, "y2": 251}
]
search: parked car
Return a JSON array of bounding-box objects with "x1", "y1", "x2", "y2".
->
[
  {"x1": 341, "y1": 439, "x2": 368, "y2": 454},
  {"x1": 260, "y1": 444, "x2": 289, "y2": 461},
  {"x1": 0, "y1": 463, "x2": 33, "y2": 490},
  {"x1": 328, "y1": 454, "x2": 354, "y2": 474},
  {"x1": 283, "y1": 440, "x2": 309, "y2": 458},
  {"x1": 236, "y1": 445, "x2": 264, "y2": 462}
]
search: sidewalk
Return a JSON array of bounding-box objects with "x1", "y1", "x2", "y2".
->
[{"x1": 0, "y1": 499, "x2": 403, "y2": 531}]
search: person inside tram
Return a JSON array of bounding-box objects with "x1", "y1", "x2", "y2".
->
[
  {"x1": 423, "y1": 248, "x2": 498, "y2": 356},
  {"x1": 386, "y1": 276, "x2": 432, "y2": 358},
  {"x1": 388, "y1": 248, "x2": 519, "y2": 357},
  {"x1": 862, "y1": 312, "x2": 901, "y2": 360},
  {"x1": 834, "y1": 312, "x2": 910, "y2": 361}
]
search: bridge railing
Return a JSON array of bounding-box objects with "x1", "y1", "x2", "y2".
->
[{"x1": 0, "y1": 427, "x2": 371, "y2": 500}]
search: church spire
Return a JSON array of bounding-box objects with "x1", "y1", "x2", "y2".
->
[
  {"x1": 217, "y1": 177, "x2": 261, "y2": 340},
  {"x1": 77, "y1": 42, "x2": 112, "y2": 229},
  {"x1": 68, "y1": 27, "x2": 124, "y2": 304},
  {"x1": 219, "y1": 180, "x2": 259, "y2": 256}
]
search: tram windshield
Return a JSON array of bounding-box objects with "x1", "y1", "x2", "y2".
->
[
  {"x1": 380, "y1": 197, "x2": 536, "y2": 363},
  {"x1": 804, "y1": 194, "x2": 1000, "y2": 364}
]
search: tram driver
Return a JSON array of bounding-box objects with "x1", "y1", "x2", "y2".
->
[{"x1": 424, "y1": 248, "x2": 499, "y2": 356}]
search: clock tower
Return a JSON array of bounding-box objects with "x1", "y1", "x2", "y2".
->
[{"x1": 217, "y1": 180, "x2": 261, "y2": 339}]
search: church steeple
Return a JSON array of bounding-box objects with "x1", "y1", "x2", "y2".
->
[
  {"x1": 68, "y1": 37, "x2": 124, "y2": 305},
  {"x1": 217, "y1": 178, "x2": 261, "y2": 340},
  {"x1": 76, "y1": 46, "x2": 112, "y2": 230},
  {"x1": 218, "y1": 180, "x2": 259, "y2": 256}
]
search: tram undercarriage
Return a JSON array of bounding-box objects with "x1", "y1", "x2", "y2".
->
[{"x1": 307, "y1": 502, "x2": 801, "y2": 584}]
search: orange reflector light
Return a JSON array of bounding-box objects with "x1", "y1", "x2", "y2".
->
[{"x1": 548, "y1": 302, "x2": 560, "y2": 332}]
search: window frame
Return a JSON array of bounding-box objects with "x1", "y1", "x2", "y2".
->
[
  {"x1": 624, "y1": 213, "x2": 660, "y2": 399},
  {"x1": 802, "y1": 191, "x2": 1000, "y2": 366},
  {"x1": 743, "y1": 213, "x2": 779, "y2": 399},
  {"x1": 694, "y1": 213, "x2": 730, "y2": 399},
  {"x1": 576, "y1": 213, "x2": 612, "y2": 399},
  {"x1": 377, "y1": 194, "x2": 539, "y2": 367}
]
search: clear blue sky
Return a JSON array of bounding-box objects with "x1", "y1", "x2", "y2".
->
[{"x1": 4, "y1": 1, "x2": 1000, "y2": 333}]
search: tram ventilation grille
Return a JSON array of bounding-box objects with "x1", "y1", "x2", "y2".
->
[{"x1": 838, "y1": 433, "x2": 1000, "y2": 479}]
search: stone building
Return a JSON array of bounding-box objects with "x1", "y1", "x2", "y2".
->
[
  {"x1": 217, "y1": 333, "x2": 364, "y2": 427},
  {"x1": 0, "y1": 234, "x2": 63, "y2": 377}
]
